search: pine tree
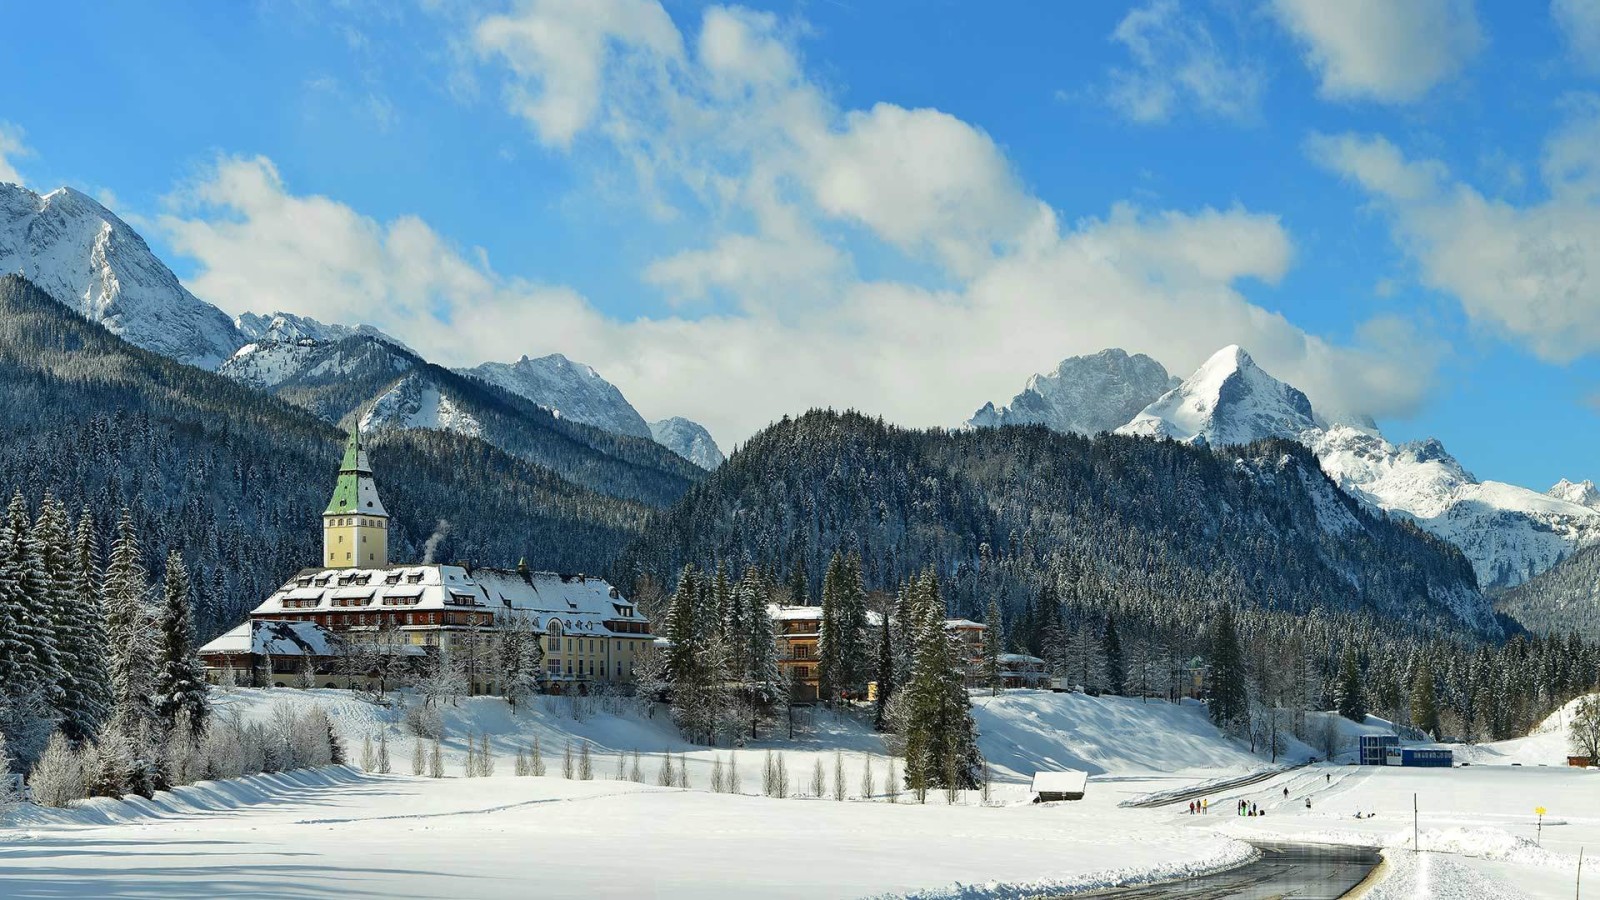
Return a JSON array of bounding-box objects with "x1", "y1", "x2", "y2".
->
[
  {"x1": 1207, "y1": 605, "x2": 1248, "y2": 732},
  {"x1": 982, "y1": 597, "x2": 1003, "y2": 695},
  {"x1": 67, "y1": 510, "x2": 112, "y2": 741},
  {"x1": 32, "y1": 495, "x2": 81, "y2": 733},
  {"x1": 104, "y1": 510, "x2": 155, "y2": 727},
  {"x1": 1410, "y1": 657, "x2": 1439, "y2": 738},
  {"x1": 155, "y1": 551, "x2": 208, "y2": 733},
  {"x1": 4, "y1": 492, "x2": 65, "y2": 708},
  {"x1": 742, "y1": 572, "x2": 781, "y2": 738},
  {"x1": 817, "y1": 552, "x2": 843, "y2": 705},
  {"x1": 874, "y1": 605, "x2": 895, "y2": 731},
  {"x1": 1335, "y1": 648, "x2": 1367, "y2": 724},
  {"x1": 1103, "y1": 612, "x2": 1125, "y2": 696},
  {"x1": 901, "y1": 571, "x2": 982, "y2": 791}
]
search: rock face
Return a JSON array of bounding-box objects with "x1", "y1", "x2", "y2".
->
[
  {"x1": 461, "y1": 354, "x2": 654, "y2": 440},
  {"x1": 1548, "y1": 478, "x2": 1600, "y2": 511},
  {"x1": 967, "y1": 348, "x2": 1178, "y2": 434},
  {"x1": 650, "y1": 417, "x2": 725, "y2": 470},
  {"x1": 0, "y1": 183, "x2": 244, "y2": 368},
  {"x1": 1116, "y1": 345, "x2": 1318, "y2": 446}
]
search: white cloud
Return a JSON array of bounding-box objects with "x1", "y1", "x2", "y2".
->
[
  {"x1": 1310, "y1": 108, "x2": 1600, "y2": 362},
  {"x1": 1554, "y1": 0, "x2": 1600, "y2": 74},
  {"x1": 1105, "y1": 0, "x2": 1265, "y2": 124},
  {"x1": 0, "y1": 122, "x2": 30, "y2": 187},
  {"x1": 161, "y1": 4, "x2": 1439, "y2": 446},
  {"x1": 472, "y1": 0, "x2": 683, "y2": 149},
  {"x1": 1271, "y1": 0, "x2": 1483, "y2": 103}
]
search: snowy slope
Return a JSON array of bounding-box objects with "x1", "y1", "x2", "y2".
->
[
  {"x1": 650, "y1": 417, "x2": 725, "y2": 469},
  {"x1": 967, "y1": 348, "x2": 1179, "y2": 434},
  {"x1": 461, "y1": 353, "x2": 654, "y2": 439},
  {"x1": 1116, "y1": 345, "x2": 1317, "y2": 446},
  {"x1": 360, "y1": 372, "x2": 484, "y2": 438},
  {"x1": 0, "y1": 183, "x2": 243, "y2": 368}
]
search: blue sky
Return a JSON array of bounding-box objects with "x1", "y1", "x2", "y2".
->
[{"x1": 2, "y1": 0, "x2": 1599, "y2": 491}]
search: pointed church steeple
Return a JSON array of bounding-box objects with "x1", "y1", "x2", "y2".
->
[{"x1": 322, "y1": 427, "x2": 389, "y2": 568}]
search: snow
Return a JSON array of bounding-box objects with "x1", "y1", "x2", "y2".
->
[
  {"x1": 0, "y1": 183, "x2": 244, "y2": 368},
  {"x1": 11, "y1": 687, "x2": 1600, "y2": 897},
  {"x1": 234, "y1": 311, "x2": 411, "y2": 353},
  {"x1": 1116, "y1": 345, "x2": 1318, "y2": 447},
  {"x1": 650, "y1": 416, "x2": 726, "y2": 469},
  {"x1": 360, "y1": 373, "x2": 485, "y2": 439},
  {"x1": 462, "y1": 353, "x2": 654, "y2": 440}
]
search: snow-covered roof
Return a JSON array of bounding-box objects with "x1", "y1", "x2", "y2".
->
[
  {"x1": 769, "y1": 605, "x2": 822, "y2": 621},
  {"x1": 944, "y1": 619, "x2": 986, "y2": 631},
  {"x1": 998, "y1": 653, "x2": 1045, "y2": 665},
  {"x1": 198, "y1": 620, "x2": 364, "y2": 657},
  {"x1": 1030, "y1": 770, "x2": 1088, "y2": 795},
  {"x1": 249, "y1": 565, "x2": 650, "y2": 639}
]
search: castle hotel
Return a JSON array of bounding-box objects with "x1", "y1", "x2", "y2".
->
[{"x1": 199, "y1": 430, "x2": 653, "y2": 693}]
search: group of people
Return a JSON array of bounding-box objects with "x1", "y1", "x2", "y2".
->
[
  {"x1": 1237, "y1": 799, "x2": 1265, "y2": 817},
  {"x1": 1186, "y1": 799, "x2": 1208, "y2": 814}
]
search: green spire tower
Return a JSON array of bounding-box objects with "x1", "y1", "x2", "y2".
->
[{"x1": 322, "y1": 427, "x2": 389, "y2": 568}]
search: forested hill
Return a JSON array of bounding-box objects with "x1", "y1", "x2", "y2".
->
[
  {"x1": 1494, "y1": 543, "x2": 1600, "y2": 640},
  {"x1": 0, "y1": 274, "x2": 652, "y2": 637},
  {"x1": 617, "y1": 409, "x2": 1497, "y2": 636}
]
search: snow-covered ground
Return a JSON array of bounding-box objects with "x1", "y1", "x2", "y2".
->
[{"x1": 2, "y1": 687, "x2": 1595, "y2": 898}]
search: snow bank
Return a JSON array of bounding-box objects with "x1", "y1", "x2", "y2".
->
[
  {"x1": 7, "y1": 766, "x2": 366, "y2": 828},
  {"x1": 869, "y1": 839, "x2": 1258, "y2": 899}
]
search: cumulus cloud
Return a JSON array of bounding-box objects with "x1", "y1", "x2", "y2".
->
[
  {"x1": 160, "y1": 4, "x2": 1438, "y2": 445},
  {"x1": 1554, "y1": 0, "x2": 1600, "y2": 74},
  {"x1": 1271, "y1": 0, "x2": 1483, "y2": 103},
  {"x1": 0, "y1": 122, "x2": 30, "y2": 187},
  {"x1": 1105, "y1": 0, "x2": 1265, "y2": 124},
  {"x1": 472, "y1": 0, "x2": 683, "y2": 148},
  {"x1": 1309, "y1": 106, "x2": 1600, "y2": 362}
]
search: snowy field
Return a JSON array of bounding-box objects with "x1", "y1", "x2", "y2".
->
[{"x1": 1, "y1": 687, "x2": 1595, "y2": 898}]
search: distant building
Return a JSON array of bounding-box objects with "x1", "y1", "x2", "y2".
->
[
  {"x1": 1030, "y1": 770, "x2": 1088, "y2": 802},
  {"x1": 770, "y1": 605, "x2": 1017, "y2": 700},
  {"x1": 199, "y1": 427, "x2": 653, "y2": 695},
  {"x1": 996, "y1": 652, "x2": 1048, "y2": 689}
]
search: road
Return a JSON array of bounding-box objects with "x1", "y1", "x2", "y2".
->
[
  {"x1": 1121, "y1": 763, "x2": 1310, "y2": 809},
  {"x1": 1064, "y1": 841, "x2": 1382, "y2": 899}
]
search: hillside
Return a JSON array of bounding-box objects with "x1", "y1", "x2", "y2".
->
[
  {"x1": 0, "y1": 274, "x2": 652, "y2": 636},
  {"x1": 221, "y1": 336, "x2": 704, "y2": 508},
  {"x1": 1493, "y1": 543, "x2": 1600, "y2": 639},
  {"x1": 619, "y1": 409, "x2": 1494, "y2": 635}
]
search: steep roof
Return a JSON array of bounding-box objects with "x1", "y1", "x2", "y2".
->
[{"x1": 324, "y1": 428, "x2": 387, "y2": 516}]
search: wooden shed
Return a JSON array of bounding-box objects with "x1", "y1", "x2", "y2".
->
[{"x1": 1031, "y1": 770, "x2": 1088, "y2": 802}]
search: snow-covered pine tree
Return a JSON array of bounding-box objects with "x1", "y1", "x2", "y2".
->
[
  {"x1": 104, "y1": 510, "x2": 156, "y2": 727},
  {"x1": 741, "y1": 571, "x2": 781, "y2": 738},
  {"x1": 837, "y1": 555, "x2": 870, "y2": 698},
  {"x1": 982, "y1": 597, "x2": 1003, "y2": 695},
  {"x1": 901, "y1": 571, "x2": 982, "y2": 791},
  {"x1": 68, "y1": 509, "x2": 112, "y2": 741},
  {"x1": 4, "y1": 493, "x2": 65, "y2": 705},
  {"x1": 32, "y1": 495, "x2": 82, "y2": 734},
  {"x1": 155, "y1": 550, "x2": 208, "y2": 733}
]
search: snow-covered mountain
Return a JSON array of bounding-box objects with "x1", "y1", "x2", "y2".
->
[
  {"x1": 1309, "y1": 427, "x2": 1600, "y2": 590},
  {"x1": 219, "y1": 336, "x2": 415, "y2": 393},
  {"x1": 967, "y1": 348, "x2": 1179, "y2": 434},
  {"x1": 649, "y1": 417, "x2": 725, "y2": 470},
  {"x1": 1102, "y1": 344, "x2": 1600, "y2": 590},
  {"x1": 1548, "y1": 478, "x2": 1600, "y2": 511},
  {"x1": 1116, "y1": 345, "x2": 1318, "y2": 446},
  {"x1": 0, "y1": 183, "x2": 244, "y2": 368},
  {"x1": 235, "y1": 311, "x2": 410, "y2": 353},
  {"x1": 461, "y1": 354, "x2": 653, "y2": 440}
]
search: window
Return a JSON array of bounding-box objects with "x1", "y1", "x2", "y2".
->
[{"x1": 547, "y1": 661, "x2": 560, "y2": 677}]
